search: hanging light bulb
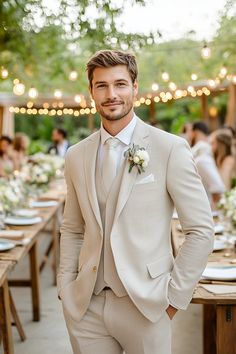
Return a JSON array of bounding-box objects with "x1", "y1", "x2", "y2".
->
[
  {"x1": 54, "y1": 89, "x2": 62, "y2": 99},
  {"x1": 168, "y1": 82, "x2": 177, "y2": 91},
  {"x1": 74, "y1": 94, "x2": 82, "y2": 103},
  {"x1": 28, "y1": 87, "x2": 38, "y2": 99},
  {"x1": 161, "y1": 71, "x2": 169, "y2": 82},
  {"x1": 208, "y1": 79, "x2": 216, "y2": 88},
  {"x1": 151, "y1": 83, "x2": 159, "y2": 91},
  {"x1": 201, "y1": 44, "x2": 211, "y2": 59},
  {"x1": 219, "y1": 66, "x2": 227, "y2": 79},
  {"x1": 69, "y1": 70, "x2": 78, "y2": 81},
  {"x1": 13, "y1": 82, "x2": 25, "y2": 95},
  {"x1": 191, "y1": 73, "x2": 198, "y2": 81},
  {"x1": 1, "y1": 68, "x2": 8, "y2": 79}
]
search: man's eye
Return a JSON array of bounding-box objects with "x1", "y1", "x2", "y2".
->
[
  {"x1": 117, "y1": 82, "x2": 126, "y2": 87},
  {"x1": 96, "y1": 84, "x2": 106, "y2": 88}
]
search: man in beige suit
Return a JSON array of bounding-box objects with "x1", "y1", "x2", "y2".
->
[{"x1": 58, "y1": 50, "x2": 214, "y2": 354}]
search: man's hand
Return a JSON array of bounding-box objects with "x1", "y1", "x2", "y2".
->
[{"x1": 166, "y1": 305, "x2": 178, "y2": 320}]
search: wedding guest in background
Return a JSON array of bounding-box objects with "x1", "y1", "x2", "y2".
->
[
  {"x1": 191, "y1": 121, "x2": 225, "y2": 209},
  {"x1": 13, "y1": 132, "x2": 30, "y2": 171},
  {"x1": 0, "y1": 135, "x2": 16, "y2": 177},
  {"x1": 48, "y1": 128, "x2": 70, "y2": 157},
  {"x1": 210, "y1": 129, "x2": 236, "y2": 190},
  {"x1": 180, "y1": 122, "x2": 193, "y2": 145}
]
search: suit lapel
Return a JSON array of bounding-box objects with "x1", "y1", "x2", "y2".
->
[
  {"x1": 112, "y1": 118, "x2": 150, "y2": 226},
  {"x1": 84, "y1": 131, "x2": 103, "y2": 232}
]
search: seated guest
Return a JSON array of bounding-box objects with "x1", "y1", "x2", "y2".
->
[
  {"x1": 180, "y1": 122, "x2": 193, "y2": 145},
  {"x1": 12, "y1": 132, "x2": 30, "y2": 170},
  {"x1": 191, "y1": 122, "x2": 225, "y2": 209},
  {"x1": 210, "y1": 129, "x2": 236, "y2": 190},
  {"x1": 0, "y1": 136, "x2": 16, "y2": 177},
  {"x1": 48, "y1": 128, "x2": 70, "y2": 157}
]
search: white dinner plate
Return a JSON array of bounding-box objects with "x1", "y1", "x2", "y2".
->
[
  {"x1": 4, "y1": 216, "x2": 42, "y2": 226},
  {"x1": 202, "y1": 266, "x2": 236, "y2": 281},
  {"x1": 213, "y1": 240, "x2": 227, "y2": 251},
  {"x1": 29, "y1": 200, "x2": 58, "y2": 208},
  {"x1": 0, "y1": 239, "x2": 15, "y2": 251},
  {"x1": 13, "y1": 209, "x2": 39, "y2": 217}
]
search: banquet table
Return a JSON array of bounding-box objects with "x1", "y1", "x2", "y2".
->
[
  {"x1": 0, "y1": 182, "x2": 65, "y2": 354},
  {"x1": 172, "y1": 219, "x2": 236, "y2": 354},
  {"x1": 0, "y1": 261, "x2": 14, "y2": 354}
]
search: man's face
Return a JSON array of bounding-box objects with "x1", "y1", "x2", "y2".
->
[
  {"x1": 52, "y1": 130, "x2": 61, "y2": 143},
  {"x1": 90, "y1": 65, "x2": 138, "y2": 122}
]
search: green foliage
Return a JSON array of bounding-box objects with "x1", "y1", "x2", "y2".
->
[
  {"x1": 0, "y1": 0, "x2": 154, "y2": 93},
  {"x1": 1, "y1": 0, "x2": 236, "y2": 137}
]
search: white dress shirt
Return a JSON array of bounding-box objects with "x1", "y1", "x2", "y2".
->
[
  {"x1": 57, "y1": 140, "x2": 69, "y2": 158},
  {"x1": 99, "y1": 115, "x2": 137, "y2": 173}
]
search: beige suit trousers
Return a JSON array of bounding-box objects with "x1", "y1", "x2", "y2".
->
[{"x1": 62, "y1": 290, "x2": 172, "y2": 354}]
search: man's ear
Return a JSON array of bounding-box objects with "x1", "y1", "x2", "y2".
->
[
  {"x1": 133, "y1": 80, "x2": 138, "y2": 97},
  {"x1": 89, "y1": 86, "x2": 93, "y2": 99}
]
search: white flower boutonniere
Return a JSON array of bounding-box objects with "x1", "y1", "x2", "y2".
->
[{"x1": 124, "y1": 144, "x2": 150, "y2": 173}]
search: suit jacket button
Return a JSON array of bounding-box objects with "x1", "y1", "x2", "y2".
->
[{"x1": 92, "y1": 266, "x2": 97, "y2": 272}]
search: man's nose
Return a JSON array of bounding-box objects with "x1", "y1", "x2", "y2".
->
[{"x1": 107, "y1": 85, "x2": 117, "y2": 99}]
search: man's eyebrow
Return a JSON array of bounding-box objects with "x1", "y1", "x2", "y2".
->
[
  {"x1": 94, "y1": 79, "x2": 129, "y2": 85},
  {"x1": 115, "y1": 79, "x2": 129, "y2": 83},
  {"x1": 94, "y1": 81, "x2": 107, "y2": 85}
]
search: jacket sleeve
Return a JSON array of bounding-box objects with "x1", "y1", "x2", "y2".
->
[
  {"x1": 166, "y1": 138, "x2": 214, "y2": 310},
  {"x1": 57, "y1": 149, "x2": 85, "y2": 298}
]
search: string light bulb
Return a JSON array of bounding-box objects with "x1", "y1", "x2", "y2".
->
[
  {"x1": 191, "y1": 73, "x2": 198, "y2": 81},
  {"x1": 161, "y1": 71, "x2": 169, "y2": 82},
  {"x1": 74, "y1": 94, "x2": 82, "y2": 103},
  {"x1": 69, "y1": 71, "x2": 78, "y2": 81},
  {"x1": 151, "y1": 83, "x2": 159, "y2": 91},
  {"x1": 1, "y1": 68, "x2": 8, "y2": 79},
  {"x1": 54, "y1": 90, "x2": 62, "y2": 99},
  {"x1": 169, "y1": 82, "x2": 177, "y2": 91},
  {"x1": 208, "y1": 79, "x2": 216, "y2": 88},
  {"x1": 13, "y1": 82, "x2": 25, "y2": 95},
  {"x1": 201, "y1": 44, "x2": 211, "y2": 59},
  {"x1": 28, "y1": 87, "x2": 38, "y2": 99},
  {"x1": 219, "y1": 66, "x2": 227, "y2": 79}
]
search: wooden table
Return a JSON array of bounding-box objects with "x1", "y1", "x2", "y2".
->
[
  {"x1": 172, "y1": 219, "x2": 236, "y2": 354},
  {"x1": 0, "y1": 187, "x2": 65, "y2": 354},
  {"x1": 0, "y1": 261, "x2": 14, "y2": 354}
]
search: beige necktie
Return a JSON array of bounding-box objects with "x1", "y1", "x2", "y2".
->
[{"x1": 102, "y1": 137, "x2": 120, "y2": 194}]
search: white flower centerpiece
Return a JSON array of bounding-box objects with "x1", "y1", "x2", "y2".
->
[
  {"x1": 0, "y1": 178, "x2": 24, "y2": 215},
  {"x1": 124, "y1": 144, "x2": 150, "y2": 173},
  {"x1": 19, "y1": 153, "x2": 65, "y2": 188},
  {"x1": 218, "y1": 187, "x2": 236, "y2": 230}
]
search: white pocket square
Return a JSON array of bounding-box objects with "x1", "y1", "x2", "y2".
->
[{"x1": 136, "y1": 173, "x2": 155, "y2": 185}]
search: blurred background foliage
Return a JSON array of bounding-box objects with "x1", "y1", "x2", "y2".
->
[{"x1": 1, "y1": 0, "x2": 236, "y2": 149}]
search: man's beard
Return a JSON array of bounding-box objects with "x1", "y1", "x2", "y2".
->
[
  {"x1": 101, "y1": 105, "x2": 133, "y2": 122},
  {"x1": 96, "y1": 98, "x2": 134, "y2": 122}
]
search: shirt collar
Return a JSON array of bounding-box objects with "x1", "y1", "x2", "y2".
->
[{"x1": 100, "y1": 114, "x2": 137, "y2": 146}]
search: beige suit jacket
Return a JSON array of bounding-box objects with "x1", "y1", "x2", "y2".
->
[{"x1": 57, "y1": 118, "x2": 214, "y2": 323}]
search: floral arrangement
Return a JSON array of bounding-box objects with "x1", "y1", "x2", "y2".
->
[
  {"x1": 218, "y1": 187, "x2": 236, "y2": 229},
  {"x1": 0, "y1": 178, "x2": 24, "y2": 213},
  {"x1": 19, "y1": 153, "x2": 64, "y2": 186},
  {"x1": 124, "y1": 144, "x2": 150, "y2": 173}
]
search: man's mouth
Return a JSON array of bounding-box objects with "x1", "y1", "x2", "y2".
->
[{"x1": 102, "y1": 101, "x2": 123, "y2": 107}]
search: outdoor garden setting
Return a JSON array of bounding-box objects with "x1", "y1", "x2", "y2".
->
[{"x1": 0, "y1": 1, "x2": 236, "y2": 354}]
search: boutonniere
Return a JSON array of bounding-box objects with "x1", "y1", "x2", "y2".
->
[{"x1": 124, "y1": 144, "x2": 150, "y2": 173}]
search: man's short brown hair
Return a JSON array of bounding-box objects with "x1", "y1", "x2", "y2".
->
[{"x1": 86, "y1": 49, "x2": 138, "y2": 89}]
